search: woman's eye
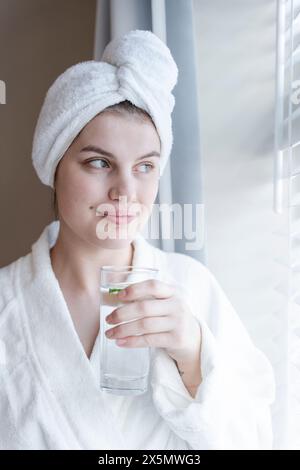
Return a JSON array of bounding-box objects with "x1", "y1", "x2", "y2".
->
[
  {"x1": 87, "y1": 158, "x2": 109, "y2": 169},
  {"x1": 85, "y1": 159, "x2": 154, "y2": 172},
  {"x1": 138, "y1": 163, "x2": 154, "y2": 173}
]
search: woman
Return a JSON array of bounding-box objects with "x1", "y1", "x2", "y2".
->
[{"x1": 0, "y1": 30, "x2": 275, "y2": 450}]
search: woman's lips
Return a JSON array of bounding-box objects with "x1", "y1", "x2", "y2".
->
[{"x1": 103, "y1": 214, "x2": 137, "y2": 225}]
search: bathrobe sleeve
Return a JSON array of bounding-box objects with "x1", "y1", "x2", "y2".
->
[{"x1": 150, "y1": 256, "x2": 276, "y2": 450}]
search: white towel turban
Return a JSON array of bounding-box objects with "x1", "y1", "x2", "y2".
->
[{"x1": 31, "y1": 29, "x2": 178, "y2": 189}]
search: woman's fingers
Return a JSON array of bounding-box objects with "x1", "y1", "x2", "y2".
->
[
  {"x1": 116, "y1": 279, "x2": 175, "y2": 302},
  {"x1": 115, "y1": 331, "x2": 173, "y2": 349},
  {"x1": 105, "y1": 297, "x2": 178, "y2": 325},
  {"x1": 105, "y1": 314, "x2": 175, "y2": 340}
]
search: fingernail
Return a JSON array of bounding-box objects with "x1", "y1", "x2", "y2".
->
[{"x1": 105, "y1": 329, "x2": 114, "y2": 338}]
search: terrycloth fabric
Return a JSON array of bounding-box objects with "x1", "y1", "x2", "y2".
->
[
  {"x1": 0, "y1": 220, "x2": 275, "y2": 449},
  {"x1": 31, "y1": 29, "x2": 178, "y2": 188}
]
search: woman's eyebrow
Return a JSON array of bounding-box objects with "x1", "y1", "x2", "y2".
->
[{"x1": 80, "y1": 145, "x2": 160, "y2": 160}]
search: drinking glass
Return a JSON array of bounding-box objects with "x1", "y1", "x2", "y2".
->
[{"x1": 100, "y1": 266, "x2": 159, "y2": 395}]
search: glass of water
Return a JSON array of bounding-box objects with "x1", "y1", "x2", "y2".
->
[{"x1": 100, "y1": 266, "x2": 159, "y2": 396}]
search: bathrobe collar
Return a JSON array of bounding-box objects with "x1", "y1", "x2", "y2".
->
[{"x1": 17, "y1": 220, "x2": 158, "y2": 450}]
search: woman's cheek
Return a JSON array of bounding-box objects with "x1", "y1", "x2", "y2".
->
[
  {"x1": 58, "y1": 183, "x2": 91, "y2": 220},
  {"x1": 72, "y1": 172, "x2": 102, "y2": 202}
]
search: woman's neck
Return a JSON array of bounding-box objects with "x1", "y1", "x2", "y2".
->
[{"x1": 50, "y1": 223, "x2": 134, "y2": 296}]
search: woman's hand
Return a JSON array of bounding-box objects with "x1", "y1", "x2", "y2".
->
[{"x1": 104, "y1": 279, "x2": 202, "y2": 367}]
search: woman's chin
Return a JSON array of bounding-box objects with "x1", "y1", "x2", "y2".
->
[{"x1": 95, "y1": 217, "x2": 140, "y2": 243}]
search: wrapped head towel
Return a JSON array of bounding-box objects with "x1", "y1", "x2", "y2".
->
[{"x1": 31, "y1": 29, "x2": 178, "y2": 188}]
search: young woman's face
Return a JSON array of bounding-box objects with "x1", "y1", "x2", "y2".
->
[{"x1": 54, "y1": 111, "x2": 161, "y2": 249}]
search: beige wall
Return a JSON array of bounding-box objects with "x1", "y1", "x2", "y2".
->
[{"x1": 0, "y1": 0, "x2": 96, "y2": 267}]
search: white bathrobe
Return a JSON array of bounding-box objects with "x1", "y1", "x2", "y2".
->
[{"x1": 0, "y1": 220, "x2": 275, "y2": 450}]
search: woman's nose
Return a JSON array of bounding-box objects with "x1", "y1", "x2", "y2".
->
[{"x1": 108, "y1": 171, "x2": 137, "y2": 201}]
